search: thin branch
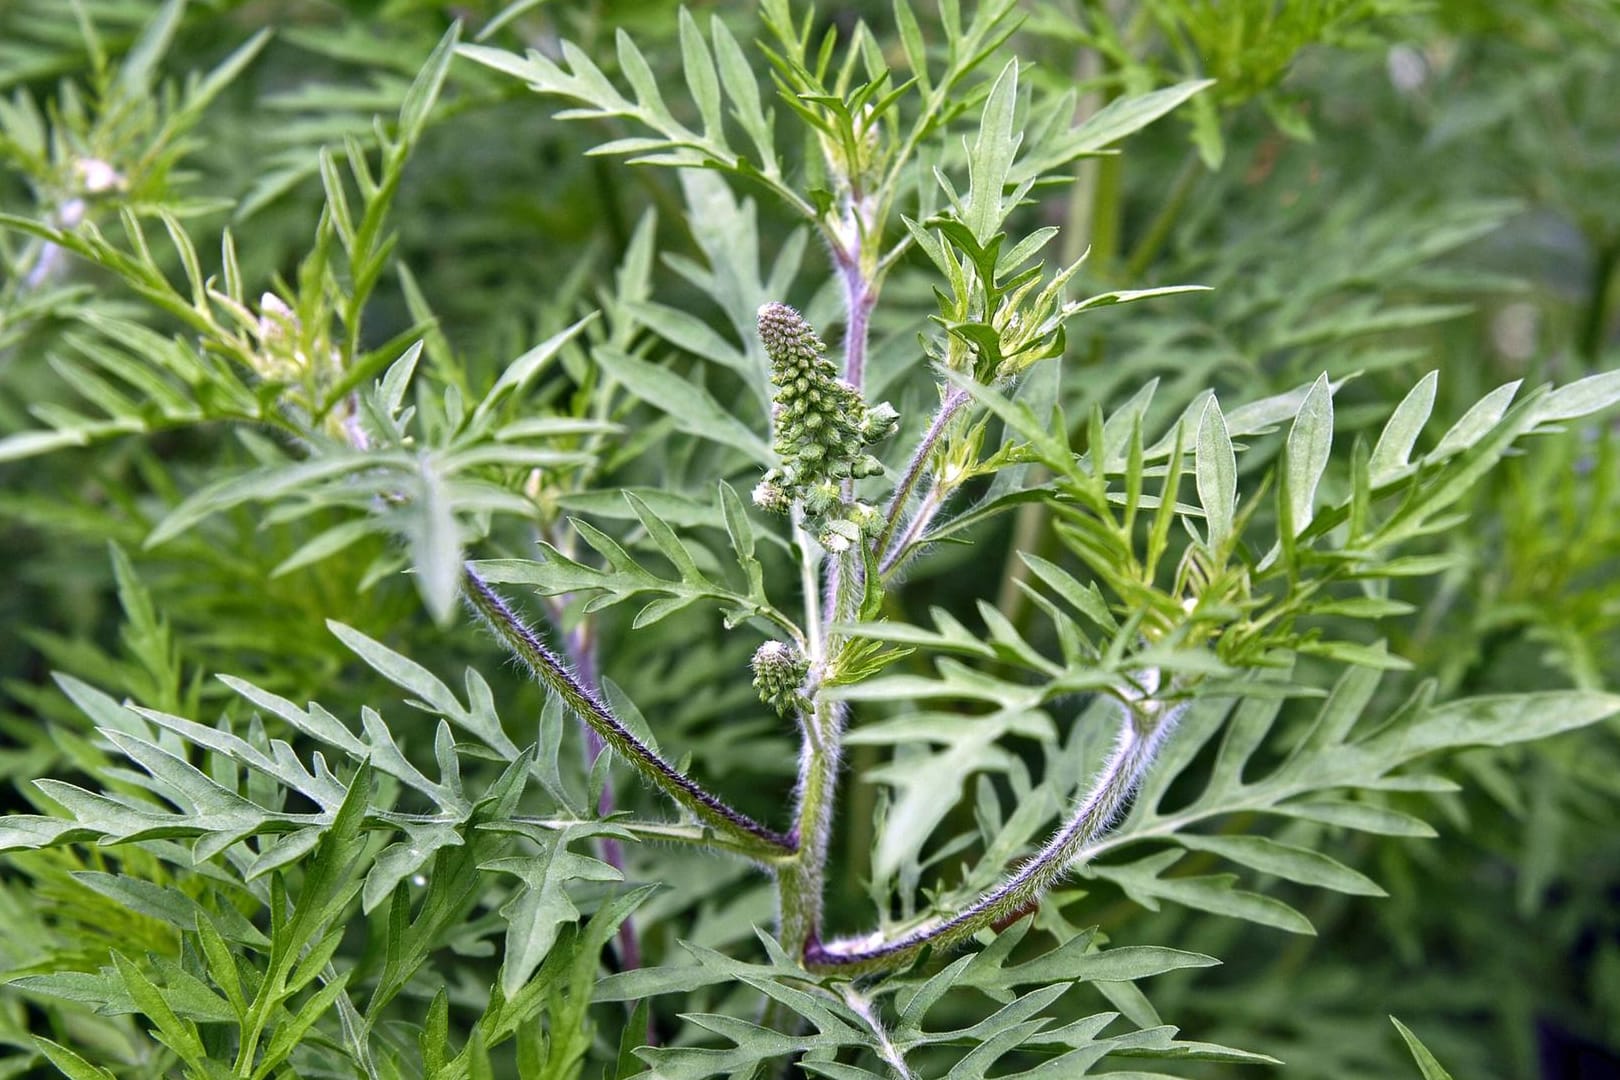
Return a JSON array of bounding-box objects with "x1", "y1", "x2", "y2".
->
[
  {"x1": 805, "y1": 695, "x2": 1185, "y2": 975},
  {"x1": 462, "y1": 564, "x2": 795, "y2": 862},
  {"x1": 874, "y1": 384, "x2": 970, "y2": 564},
  {"x1": 842, "y1": 986, "x2": 915, "y2": 1080},
  {"x1": 502, "y1": 815, "x2": 771, "y2": 861}
]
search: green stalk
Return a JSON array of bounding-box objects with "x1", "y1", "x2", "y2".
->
[
  {"x1": 1121, "y1": 148, "x2": 1202, "y2": 282},
  {"x1": 778, "y1": 549, "x2": 859, "y2": 958},
  {"x1": 777, "y1": 695, "x2": 842, "y2": 957},
  {"x1": 1580, "y1": 237, "x2": 1619, "y2": 363}
]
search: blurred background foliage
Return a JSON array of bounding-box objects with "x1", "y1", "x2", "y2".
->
[{"x1": 1, "y1": 1, "x2": 1617, "y2": 1077}]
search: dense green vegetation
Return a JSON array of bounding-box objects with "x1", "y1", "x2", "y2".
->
[{"x1": 2, "y1": 2, "x2": 1617, "y2": 1077}]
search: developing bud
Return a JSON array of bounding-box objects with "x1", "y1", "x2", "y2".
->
[
  {"x1": 73, "y1": 157, "x2": 125, "y2": 195},
  {"x1": 752, "y1": 477, "x2": 791, "y2": 515},
  {"x1": 250, "y1": 293, "x2": 308, "y2": 382},
  {"x1": 847, "y1": 501, "x2": 883, "y2": 536},
  {"x1": 817, "y1": 103, "x2": 882, "y2": 197},
  {"x1": 861, "y1": 402, "x2": 900, "y2": 443},
  {"x1": 752, "y1": 640, "x2": 810, "y2": 716}
]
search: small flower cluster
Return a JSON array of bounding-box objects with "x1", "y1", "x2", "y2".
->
[
  {"x1": 753, "y1": 302, "x2": 898, "y2": 552},
  {"x1": 251, "y1": 293, "x2": 368, "y2": 447},
  {"x1": 252, "y1": 293, "x2": 312, "y2": 383},
  {"x1": 751, "y1": 640, "x2": 810, "y2": 716}
]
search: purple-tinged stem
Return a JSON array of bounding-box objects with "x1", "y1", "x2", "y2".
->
[
  {"x1": 545, "y1": 605, "x2": 641, "y2": 975},
  {"x1": 805, "y1": 697, "x2": 1184, "y2": 975},
  {"x1": 464, "y1": 565, "x2": 795, "y2": 861},
  {"x1": 874, "y1": 385, "x2": 971, "y2": 569},
  {"x1": 840, "y1": 259, "x2": 876, "y2": 392}
]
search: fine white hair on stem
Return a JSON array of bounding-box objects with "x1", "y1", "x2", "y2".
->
[{"x1": 807, "y1": 686, "x2": 1185, "y2": 974}]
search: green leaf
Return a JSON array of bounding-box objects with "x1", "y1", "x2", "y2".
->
[
  {"x1": 1360, "y1": 690, "x2": 1620, "y2": 763},
  {"x1": 1068, "y1": 284, "x2": 1211, "y2": 315},
  {"x1": 1067, "y1": 79, "x2": 1213, "y2": 154},
  {"x1": 485, "y1": 827, "x2": 622, "y2": 994},
  {"x1": 594, "y1": 346, "x2": 771, "y2": 463},
  {"x1": 678, "y1": 7, "x2": 725, "y2": 143},
  {"x1": 112, "y1": 952, "x2": 209, "y2": 1069},
  {"x1": 1093, "y1": 852, "x2": 1315, "y2": 934},
  {"x1": 1391, "y1": 1018, "x2": 1457, "y2": 1080},
  {"x1": 1429, "y1": 379, "x2": 1520, "y2": 460},
  {"x1": 117, "y1": 0, "x2": 184, "y2": 96},
  {"x1": 1285, "y1": 373, "x2": 1333, "y2": 535},
  {"x1": 399, "y1": 24, "x2": 459, "y2": 143},
  {"x1": 964, "y1": 59, "x2": 1020, "y2": 244},
  {"x1": 1013, "y1": 80, "x2": 1214, "y2": 182},
  {"x1": 1369, "y1": 370, "x2": 1438, "y2": 481},
  {"x1": 146, "y1": 450, "x2": 397, "y2": 548},
  {"x1": 966, "y1": 934, "x2": 1221, "y2": 990},
  {"x1": 1177, "y1": 834, "x2": 1385, "y2": 896},
  {"x1": 710, "y1": 15, "x2": 772, "y2": 165},
  {"x1": 1273, "y1": 799, "x2": 1437, "y2": 837},
  {"x1": 473, "y1": 313, "x2": 598, "y2": 423},
  {"x1": 1530, "y1": 368, "x2": 1620, "y2": 425},
  {"x1": 1195, "y1": 396, "x2": 1236, "y2": 547},
  {"x1": 31, "y1": 1039, "x2": 116, "y2": 1080},
  {"x1": 409, "y1": 457, "x2": 462, "y2": 624}
]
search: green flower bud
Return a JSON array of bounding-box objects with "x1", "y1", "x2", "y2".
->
[
  {"x1": 819, "y1": 518, "x2": 861, "y2": 553},
  {"x1": 752, "y1": 640, "x2": 810, "y2": 716},
  {"x1": 753, "y1": 475, "x2": 791, "y2": 515},
  {"x1": 848, "y1": 501, "x2": 883, "y2": 536},
  {"x1": 861, "y1": 402, "x2": 900, "y2": 443}
]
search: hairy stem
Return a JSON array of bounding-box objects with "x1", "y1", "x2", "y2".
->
[
  {"x1": 778, "y1": 694, "x2": 843, "y2": 957},
  {"x1": 840, "y1": 258, "x2": 876, "y2": 392},
  {"x1": 463, "y1": 565, "x2": 795, "y2": 861},
  {"x1": 879, "y1": 486, "x2": 937, "y2": 579},
  {"x1": 875, "y1": 385, "x2": 970, "y2": 566},
  {"x1": 822, "y1": 231, "x2": 878, "y2": 646},
  {"x1": 805, "y1": 696, "x2": 1184, "y2": 975},
  {"x1": 842, "y1": 987, "x2": 914, "y2": 1080},
  {"x1": 777, "y1": 206, "x2": 880, "y2": 958}
]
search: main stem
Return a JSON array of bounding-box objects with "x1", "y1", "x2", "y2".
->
[
  {"x1": 779, "y1": 219, "x2": 876, "y2": 960},
  {"x1": 778, "y1": 692, "x2": 843, "y2": 957}
]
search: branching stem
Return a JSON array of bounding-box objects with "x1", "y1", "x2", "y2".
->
[
  {"x1": 805, "y1": 696, "x2": 1184, "y2": 975},
  {"x1": 875, "y1": 385, "x2": 971, "y2": 566},
  {"x1": 842, "y1": 987, "x2": 914, "y2": 1080},
  {"x1": 463, "y1": 565, "x2": 795, "y2": 862}
]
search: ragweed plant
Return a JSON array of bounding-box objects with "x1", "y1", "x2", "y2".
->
[{"x1": 2, "y1": 2, "x2": 1619, "y2": 1079}]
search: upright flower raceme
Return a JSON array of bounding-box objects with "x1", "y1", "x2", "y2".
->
[{"x1": 753, "y1": 302, "x2": 898, "y2": 552}]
